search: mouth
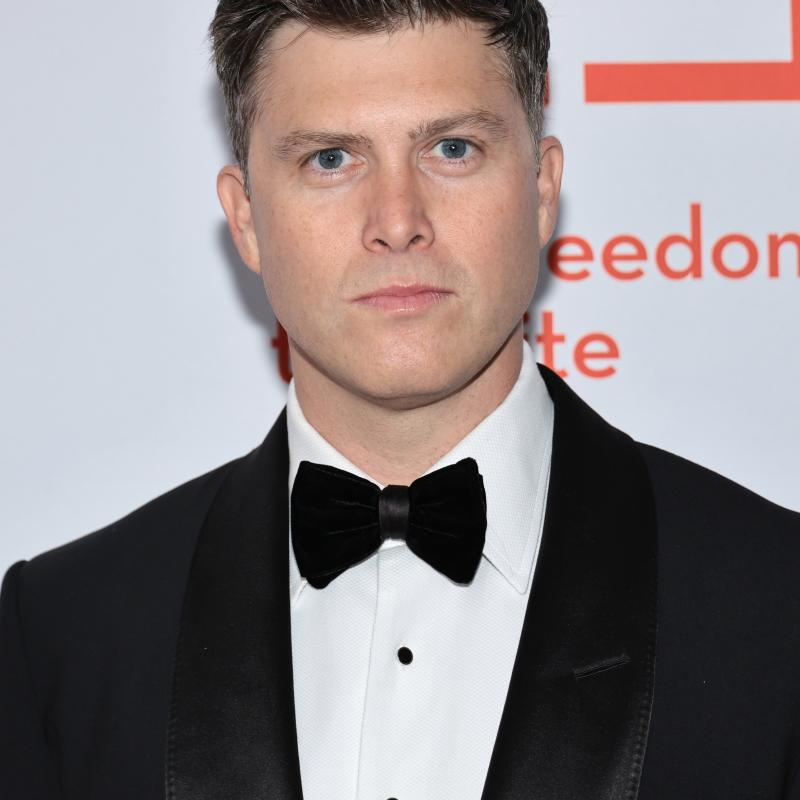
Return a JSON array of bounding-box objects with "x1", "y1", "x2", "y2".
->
[{"x1": 352, "y1": 284, "x2": 454, "y2": 313}]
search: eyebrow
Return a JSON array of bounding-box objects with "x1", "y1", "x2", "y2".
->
[{"x1": 271, "y1": 109, "x2": 511, "y2": 162}]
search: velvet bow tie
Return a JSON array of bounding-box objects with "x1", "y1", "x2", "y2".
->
[{"x1": 290, "y1": 457, "x2": 487, "y2": 589}]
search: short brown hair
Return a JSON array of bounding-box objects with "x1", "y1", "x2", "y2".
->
[{"x1": 209, "y1": 1, "x2": 550, "y2": 192}]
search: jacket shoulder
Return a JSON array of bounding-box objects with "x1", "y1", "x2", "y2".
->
[
  {"x1": 10, "y1": 453, "x2": 247, "y2": 651},
  {"x1": 637, "y1": 441, "x2": 799, "y2": 532},
  {"x1": 22, "y1": 455, "x2": 243, "y2": 585},
  {"x1": 636, "y1": 441, "x2": 800, "y2": 609},
  {"x1": 0, "y1": 454, "x2": 252, "y2": 796},
  {"x1": 633, "y1": 444, "x2": 800, "y2": 792}
]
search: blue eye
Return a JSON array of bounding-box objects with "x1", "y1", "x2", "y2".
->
[
  {"x1": 437, "y1": 139, "x2": 473, "y2": 159},
  {"x1": 312, "y1": 149, "x2": 348, "y2": 170}
]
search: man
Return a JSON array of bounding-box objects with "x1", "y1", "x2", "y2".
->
[{"x1": 1, "y1": 1, "x2": 798, "y2": 798}]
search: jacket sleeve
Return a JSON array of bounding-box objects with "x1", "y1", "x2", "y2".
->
[
  {"x1": 0, "y1": 560, "x2": 61, "y2": 799},
  {"x1": 787, "y1": 757, "x2": 800, "y2": 800}
]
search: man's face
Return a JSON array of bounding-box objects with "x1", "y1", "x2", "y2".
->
[{"x1": 220, "y1": 19, "x2": 562, "y2": 409}]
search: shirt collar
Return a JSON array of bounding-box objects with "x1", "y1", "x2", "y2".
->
[{"x1": 286, "y1": 340, "x2": 554, "y2": 602}]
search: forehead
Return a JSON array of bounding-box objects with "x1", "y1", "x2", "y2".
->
[{"x1": 255, "y1": 18, "x2": 521, "y2": 132}]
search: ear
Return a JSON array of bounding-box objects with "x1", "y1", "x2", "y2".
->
[
  {"x1": 216, "y1": 164, "x2": 262, "y2": 275},
  {"x1": 536, "y1": 136, "x2": 564, "y2": 248}
]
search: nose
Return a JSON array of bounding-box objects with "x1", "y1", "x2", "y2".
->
[{"x1": 361, "y1": 166, "x2": 435, "y2": 254}]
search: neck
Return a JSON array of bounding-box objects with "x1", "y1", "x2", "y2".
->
[{"x1": 290, "y1": 328, "x2": 524, "y2": 486}]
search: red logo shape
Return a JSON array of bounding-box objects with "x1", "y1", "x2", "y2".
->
[{"x1": 585, "y1": 0, "x2": 800, "y2": 102}]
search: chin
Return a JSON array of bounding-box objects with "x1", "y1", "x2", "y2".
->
[{"x1": 348, "y1": 362, "x2": 467, "y2": 409}]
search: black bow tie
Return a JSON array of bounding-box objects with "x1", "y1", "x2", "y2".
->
[{"x1": 291, "y1": 457, "x2": 487, "y2": 589}]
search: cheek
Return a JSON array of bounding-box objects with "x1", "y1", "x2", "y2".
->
[
  {"x1": 487, "y1": 168, "x2": 540, "y2": 258},
  {"x1": 442, "y1": 174, "x2": 539, "y2": 307},
  {"x1": 255, "y1": 196, "x2": 344, "y2": 327}
]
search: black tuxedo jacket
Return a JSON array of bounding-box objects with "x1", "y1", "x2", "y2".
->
[{"x1": 2, "y1": 366, "x2": 799, "y2": 799}]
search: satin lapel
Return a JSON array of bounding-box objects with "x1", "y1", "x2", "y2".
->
[
  {"x1": 165, "y1": 409, "x2": 303, "y2": 800},
  {"x1": 481, "y1": 366, "x2": 658, "y2": 800}
]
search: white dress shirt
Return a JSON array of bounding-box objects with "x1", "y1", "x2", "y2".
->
[{"x1": 287, "y1": 341, "x2": 554, "y2": 800}]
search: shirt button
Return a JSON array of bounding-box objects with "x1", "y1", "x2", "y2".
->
[{"x1": 397, "y1": 646, "x2": 413, "y2": 664}]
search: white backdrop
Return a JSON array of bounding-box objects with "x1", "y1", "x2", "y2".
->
[{"x1": 1, "y1": 0, "x2": 798, "y2": 575}]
